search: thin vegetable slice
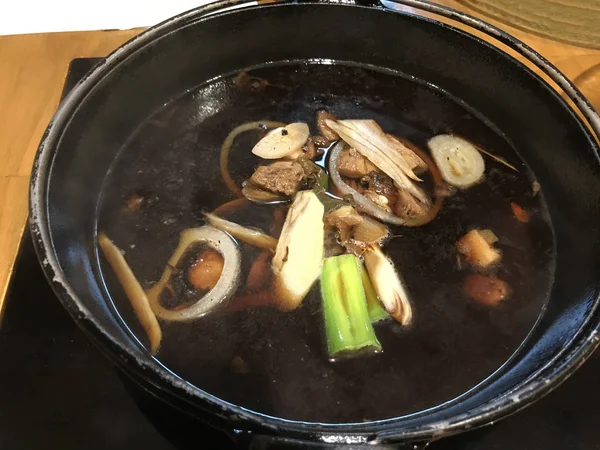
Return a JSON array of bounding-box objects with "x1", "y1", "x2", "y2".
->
[
  {"x1": 321, "y1": 254, "x2": 382, "y2": 358},
  {"x1": 220, "y1": 121, "x2": 285, "y2": 197},
  {"x1": 273, "y1": 190, "x2": 325, "y2": 310},
  {"x1": 146, "y1": 226, "x2": 241, "y2": 322},
  {"x1": 360, "y1": 263, "x2": 389, "y2": 323},
  {"x1": 252, "y1": 123, "x2": 310, "y2": 159},
  {"x1": 428, "y1": 134, "x2": 485, "y2": 188},
  {"x1": 204, "y1": 212, "x2": 278, "y2": 251},
  {"x1": 98, "y1": 233, "x2": 162, "y2": 354},
  {"x1": 363, "y1": 244, "x2": 412, "y2": 325}
]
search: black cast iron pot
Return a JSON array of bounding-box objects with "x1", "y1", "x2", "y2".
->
[{"x1": 29, "y1": 0, "x2": 600, "y2": 447}]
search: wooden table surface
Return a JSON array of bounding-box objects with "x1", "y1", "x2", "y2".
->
[{"x1": 0, "y1": 0, "x2": 599, "y2": 315}]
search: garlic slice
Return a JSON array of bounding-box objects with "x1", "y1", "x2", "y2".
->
[{"x1": 251, "y1": 123, "x2": 310, "y2": 159}]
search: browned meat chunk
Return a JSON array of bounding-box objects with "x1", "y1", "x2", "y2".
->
[
  {"x1": 360, "y1": 171, "x2": 398, "y2": 212},
  {"x1": 456, "y1": 229, "x2": 501, "y2": 268},
  {"x1": 364, "y1": 190, "x2": 393, "y2": 212},
  {"x1": 312, "y1": 135, "x2": 331, "y2": 148},
  {"x1": 387, "y1": 135, "x2": 428, "y2": 173},
  {"x1": 301, "y1": 137, "x2": 324, "y2": 161},
  {"x1": 250, "y1": 161, "x2": 305, "y2": 196},
  {"x1": 324, "y1": 205, "x2": 363, "y2": 243},
  {"x1": 394, "y1": 190, "x2": 429, "y2": 220},
  {"x1": 464, "y1": 274, "x2": 509, "y2": 306},
  {"x1": 338, "y1": 148, "x2": 378, "y2": 178},
  {"x1": 316, "y1": 110, "x2": 340, "y2": 142}
]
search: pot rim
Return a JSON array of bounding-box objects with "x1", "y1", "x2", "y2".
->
[{"x1": 29, "y1": 0, "x2": 600, "y2": 444}]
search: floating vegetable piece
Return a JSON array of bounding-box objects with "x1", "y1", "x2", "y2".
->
[
  {"x1": 146, "y1": 226, "x2": 241, "y2": 322},
  {"x1": 464, "y1": 274, "x2": 510, "y2": 306},
  {"x1": 353, "y1": 215, "x2": 389, "y2": 246},
  {"x1": 252, "y1": 123, "x2": 310, "y2": 159},
  {"x1": 428, "y1": 134, "x2": 485, "y2": 188},
  {"x1": 272, "y1": 191, "x2": 325, "y2": 310},
  {"x1": 360, "y1": 263, "x2": 389, "y2": 323},
  {"x1": 363, "y1": 244, "x2": 412, "y2": 325},
  {"x1": 321, "y1": 254, "x2": 382, "y2": 358},
  {"x1": 456, "y1": 229, "x2": 501, "y2": 268},
  {"x1": 511, "y1": 202, "x2": 530, "y2": 223},
  {"x1": 242, "y1": 183, "x2": 289, "y2": 205},
  {"x1": 475, "y1": 145, "x2": 519, "y2": 172},
  {"x1": 204, "y1": 213, "x2": 278, "y2": 251},
  {"x1": 98, "y1": 233, "x2": 162, "y2": 354},
  {"x1": 220, "y1": 120, "x2": 286, "y2": 197},
  {"x1": 387, "y1": 135, "x2": 428, "y2": 173}
]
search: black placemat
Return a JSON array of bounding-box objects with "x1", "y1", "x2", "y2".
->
[{"x1": 1, "y1": 57, "x2": 599, "y2": 450}]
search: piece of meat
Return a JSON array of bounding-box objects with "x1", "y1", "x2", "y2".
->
[
  {"x1": 249, "y1": 161, "x2": 305, "y2": 196},
  {"x1": 312, "y1": 135, "x2": 331, "y2": 148},
  {"x1": 464, "y1": 274, "x2": 509, "y2": 306},
  {"x1": 338, "y1": 148, "x2": 378, "y2": 178},
  {"x1": 394, "y1": 190, "x2": 429, "y2": 220},
  {"x1": 324, "y1": 205, "x2": 363, "y2": 243},
  {"x1": 361, "y1": 171, "x2": 397, "y2": 197},
  {"x1": 456, "y1": 229, "x2": 501, "y2": 268},
  {"x1": 364, "y1": 190, "x2": 393, "y2": 212},
  {"x1": 387, "y1": 135, "x2": 428, "y2": 173},
  {"x1": 316, "y1": 110, "x2": 340, "y2": 142},
  {"x1": 301, "y1": 137, "x2": 324, "y2": 161},
  {"x1": 360, "y1": 171, "x2": 398, "y2": 211}
]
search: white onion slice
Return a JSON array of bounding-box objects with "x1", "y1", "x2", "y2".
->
[
  {"x1": 428, "y1": 135, "x2": 485, "y2": 188},
  {"x1": 146, "y1": 226, "x2": 241, "y2": 322}
]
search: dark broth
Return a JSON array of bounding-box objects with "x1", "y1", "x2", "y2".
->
[{"x1": 98, "y1": 63, "x2": 555, "y2": 423}]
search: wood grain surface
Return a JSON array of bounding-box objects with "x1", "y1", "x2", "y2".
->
[
  {"x1": 457, "y1": 0, "x2": 600, "y2": 50},
  {"x1": 0, "y1": 1, "x2": 599, "y2": 316}
]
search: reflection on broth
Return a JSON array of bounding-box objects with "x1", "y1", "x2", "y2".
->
[{"x1": 98, "y1": 63, "x2": 554, "y2": 423}]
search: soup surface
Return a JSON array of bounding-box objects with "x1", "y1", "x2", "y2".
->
[{"x1": 98, "y1": 63, "x2": 555, "y2": 423}]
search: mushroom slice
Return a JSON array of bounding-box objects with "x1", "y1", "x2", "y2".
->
[
  {"x1": 273, "y1": 191, "x2": 325, "y2": 310},
  {"x1": 146, "y1": 226, "x2": 241, "y2": 322}
]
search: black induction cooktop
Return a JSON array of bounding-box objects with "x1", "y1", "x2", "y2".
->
[{"x1": 1, "y1": 58, "x2": 599, "y2": 450}]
